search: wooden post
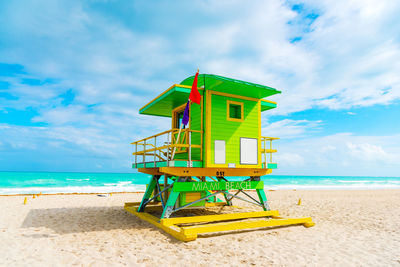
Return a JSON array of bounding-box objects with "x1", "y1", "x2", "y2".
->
[
  {"x1": 166, "y1": 132, "x2": 170, "y2": 166},
  {"x1": 143, "y1": 139, "x2": 146, "y2": 167},
  {"x1": 135, "y1": 143, "x2": 137, "y2": 168},
  {"x1": 263, "y1": 138, "x2": 266, "y2": 168},
  {"x1": 269, "y1": 139, "x2": 272, "y2": 163},
  {"x1": 189, "y1": 130, "x2": 192, "y2": 167},
  {"x1": 154, "y1": 136, "x2": 157, "y2": 167},
  {"x1": 171, "y1": 124, "x2": 183, "y2": 160}
]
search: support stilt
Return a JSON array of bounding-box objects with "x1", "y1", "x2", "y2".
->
[
  {"x1": 161, "y1": 190, "x2": 180, "y2": 218},
  {"x1": 217, "y1": 176, "x2": 232, "y2": 206},
  {"x1": 252, "y1": 176, "x2": 270, "y2": 211},
  {"x1": 128, "y1": 173, "x2": 314, "y2": 241},
  {"x1": 138, "y1": 175, "x2": 159, "y2": 212}
]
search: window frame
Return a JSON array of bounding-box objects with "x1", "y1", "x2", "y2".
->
[
  {"x1": 226, "y1": 100, "x2": 244, "y2": 122},
  {"x1": 172, "y1": 103, "x2": 189, "y2": 129}
]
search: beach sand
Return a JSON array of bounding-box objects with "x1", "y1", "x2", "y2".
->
[{"x1": 0, "y1": 190, "x2": 399, "y2": 266}]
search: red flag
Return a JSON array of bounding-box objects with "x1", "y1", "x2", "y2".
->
[{"x1": 189, "y1": 70, "x2": 201, "y2": 104}]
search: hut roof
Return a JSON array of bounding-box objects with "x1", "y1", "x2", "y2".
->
[{"x1": 139, "y1": 74, "x2": 280, "y2": 117}]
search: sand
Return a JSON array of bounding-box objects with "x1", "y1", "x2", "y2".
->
[{"x1": 0, "y1": 190, "x2": 399, "y2": 266}]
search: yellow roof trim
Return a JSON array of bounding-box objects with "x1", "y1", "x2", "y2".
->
[
  {"x1": 261, "y1": 99, "x2": 277, "y2": 105},
  {"x1": 139, "y1": 84, "x2": 204, "y2": 112}
]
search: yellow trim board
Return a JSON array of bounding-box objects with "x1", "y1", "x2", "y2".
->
[
  {"x1": 175, "y1": 84, "x2": 204, "y2": 91},
  {"x1": 200, "y1": 94, "x2": 204, "y2": 161},
  {"x1": 260, "y1": 99, "x2": 277, "y2": 105},
  {"x1": 210, "y1": 90, "x2": 259, "y2": 102},
  {"x1": 124, "y1": 204, "x2": 196, "y2": 241},
  {"x1": 205, "y1": 90, "x2": 212, "y2": 167},
  {"x1": 161, "y1": 210, "x2": 280, "y2": 226},
  {"x1": 158, "y1": 167, "x2": 271, "y2": 177},
  {"x1": 181, "y1": 216, "x2": 315, "y2": 236},
  {"x1": 139, "y1": 84, "x2": 176, "y2": 113},
  {"x1": 258, "y1": 100, "x2": 262, "y2": 167}
]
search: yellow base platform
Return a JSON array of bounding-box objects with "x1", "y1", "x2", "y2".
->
[{"x1": 124, "y1": 202, "x2": 315, "y2": 242}]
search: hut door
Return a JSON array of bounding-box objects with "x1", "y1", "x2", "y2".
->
[
  {"x1": 172, "y1": 104, "x2": 188, "y2": 152},
  {"x1": 240, "y1": 138, "x2": 258, "y2": 164},
  {"x1": 214, "y1": 140, "x2": 226, "y2": 164}
]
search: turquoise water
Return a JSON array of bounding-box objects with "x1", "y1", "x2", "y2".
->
[{"x1": 0, "y1": 171, "x2": 399, "y2": 194}]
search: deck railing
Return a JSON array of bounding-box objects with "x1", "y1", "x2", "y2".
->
[
  {"x1": 131, "y1": 128, "x2": 202, "y2": 168},
  {"x1": 132, "y1": 132, "x2": 277, "y2": 169},
  {"x1": 261, "y1": 136, "x2": 279, "y2": 168}
]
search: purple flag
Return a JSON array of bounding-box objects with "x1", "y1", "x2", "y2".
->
[{"x1": 182, "y1": 100, "x2": 190, "y2": 126}]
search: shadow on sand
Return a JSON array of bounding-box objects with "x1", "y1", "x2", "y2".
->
[
  {"x1": 21, "y1": 206, "x2": 150, "y2": 234},
  {"x1": 21, "y1": 206, "x2": 305, "y2": 242}
]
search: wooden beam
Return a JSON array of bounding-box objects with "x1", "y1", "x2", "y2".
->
[
  {"x1": 181, "y1": 217, "x2": 315, "y2": 236},
  {"x1": 161, "y1": 210, "x2": 280, "y2": 226},
  {"x1": 124, "y1": 205, "x2": 197, "y2": 241},
  {"x1": 159, "y1": 167, "x2": 271, "y2": 177},
  {"x1": 138, "y1": 168, "x2": 163, "y2": 175},
  {"x1": 124, "y1": 202, "x2": 315, "y2": 242}
]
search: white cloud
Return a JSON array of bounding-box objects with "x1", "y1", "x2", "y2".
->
[
  {"x1": 262, "y1": 119, "x2": 322, "y2": 139},
  {"x1": 188, "y1": 0, "x2": 400, "y2": 113},
  {"x1": 1, "y1": 0, "x2": 400, "y2": 174},
  {"x1": 0, "y1": 123, "x2": 129, "y2": 171},
  {"x1": 273, "y1": 133, "x2": 400, "y2": 176},
  {"x1": 346, "y1": 142, "x2": 397, "y2": 163},
  {"x1": 275, "y1": 152, "x2": 305, "y2": 167}
]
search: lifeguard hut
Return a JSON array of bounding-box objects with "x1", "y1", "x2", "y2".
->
[{"x1": 125, "y1": 74, "x2": 314, "y2": 241}]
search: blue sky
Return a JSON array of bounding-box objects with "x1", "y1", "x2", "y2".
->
[{"x1": 0, "y1": 0, "x2": 399, "y2": 175}]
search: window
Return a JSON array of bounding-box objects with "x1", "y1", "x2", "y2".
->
[
  {"x1": 229, "y1": 104, "x2": 241, "y2": 119},
  {"x1": 175, "y1": 111, "x2": 184, "y2": 128},
  {"x1": 172, "y1": 103, "x2": 188, "y2": 129},
  {"x1": 227, "y1": 100, "x2": 244, "y2": 122}
]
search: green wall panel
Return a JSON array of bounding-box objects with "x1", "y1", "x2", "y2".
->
[{"x1": 210, "y1": 94, "x2": 259, "y2": 166}]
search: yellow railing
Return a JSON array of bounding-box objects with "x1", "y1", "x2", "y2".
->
[
  {"x1": 261, "y1": 136, "x2": 279, "y2": 168},
  {"x1": 131, "y1": 128, "x2": 202, "y2": 167},
  {"x1": 132, "y1": 132, "x2": 276, "y2": 168}
]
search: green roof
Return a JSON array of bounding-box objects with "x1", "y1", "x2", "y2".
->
[
  {"x1": 181, "y1": 74, "x2": 281, "y2": 99},
  {"x1": 139, "y1": 74, "x2": 281, "y2": 117},
  {"x1": 139, "y1": 84, "x2": 192, "y2": 117}
]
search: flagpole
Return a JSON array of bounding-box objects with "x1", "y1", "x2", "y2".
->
[{"x1": 171, "y1": 69, "x2": 199, "y2": 161}]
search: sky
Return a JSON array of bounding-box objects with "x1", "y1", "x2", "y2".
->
[{"x1": 0, "y1": 0, "x2": 399, "y2": 176}]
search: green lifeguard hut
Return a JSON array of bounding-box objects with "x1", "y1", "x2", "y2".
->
[{"x1": 125, "y1": 74, "x2": 314, "y2": 241}]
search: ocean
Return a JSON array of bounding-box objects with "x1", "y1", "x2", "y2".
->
[{"x1": 0, "y1": 171, "x2": 399, "y2": 195}]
